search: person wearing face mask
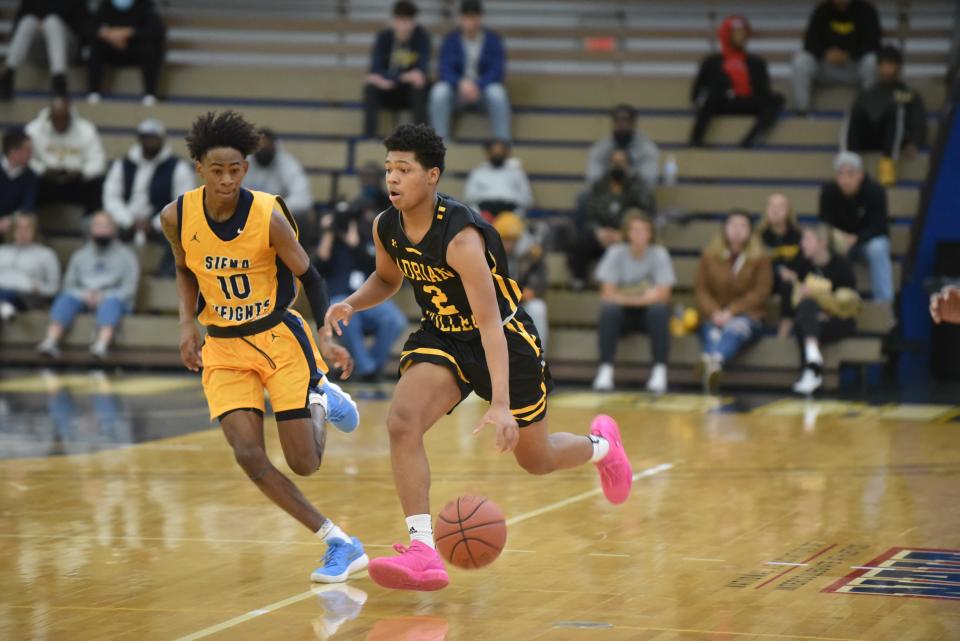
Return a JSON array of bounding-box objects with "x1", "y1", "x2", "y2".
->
[
  {"x1": 36, "y1": 211, "x2": 139, "y2": 360},
  {"x1": 243, "y1": 128, "x2": 314, "y2": 245},
  {"x1": 463, "y1": 139, "x2": 533, "y2": 219},
  {"x1": 86, "y1": 0, "x2": 166, "y2": 106},
  {"x1": 0, "y1": 213, "x2": 61, "y2": 322},
  {"x1": 26, "y1": 95, "x2": 106, "y2": 214},
  {"x1": 0, "y1": 127, "x2": 39, "y2": 235},
  {"x1": 102, "y1": 118, "x2": 194, "y2": 242},
  {"x1": 585, "y1": 104, "x2": 660, "y2": 188},
  {"x1": 695, "y1": 210, "x2": 772, "y2": 393},
  {"x1": 567, "y1": 149, "x2": 655, "y2": 288}
]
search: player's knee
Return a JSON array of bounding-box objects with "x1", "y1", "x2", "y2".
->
[
  {"x1": 232, "y1": 444, "x2": 270, "y2": 477},
  {"x1": 287, "y1": 453, "x2": 320, "y2": 477},
  {"x1": 386, "y1": 407, "x2": 423, "y2": 443},
  {"x1": 516, "y1": 453, "x2": 555, "y2": 476}
]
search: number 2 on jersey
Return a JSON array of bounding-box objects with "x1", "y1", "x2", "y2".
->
[{"x1": 423, "y1": 285, "x2": 459, "y2": 315}]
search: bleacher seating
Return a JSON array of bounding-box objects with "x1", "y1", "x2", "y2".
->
[{"x1": 0, "y1": 0, "x2": 949, "y2": 389}]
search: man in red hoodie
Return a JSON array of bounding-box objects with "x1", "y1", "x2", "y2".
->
[{"x1": 689, "y1": 15, "x2": 784, "y2": 148}]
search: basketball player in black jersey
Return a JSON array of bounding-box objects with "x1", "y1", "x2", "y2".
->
[{"x1": 325, "y1": 124, "x2": 634, "y2": 591}]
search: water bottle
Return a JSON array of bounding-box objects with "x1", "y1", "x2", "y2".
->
[{"x1": 663, "y1": 154, "x2": 678, "y2": 186}]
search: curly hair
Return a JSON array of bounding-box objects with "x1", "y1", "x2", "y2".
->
[
  {"x1": 185, "y1": 111, "x2": 260, "y2": 161},
  {"x1": 383, "y1": 123, "x2": 446, "y2": 174}
]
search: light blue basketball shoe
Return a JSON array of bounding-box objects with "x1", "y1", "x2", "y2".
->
[{"x1": 311, "y1": 536, "x2": 369, "y2": 583}]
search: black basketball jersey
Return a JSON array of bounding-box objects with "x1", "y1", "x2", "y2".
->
[{"x1": 377, "y1": 194, "x2": 523, "y2": 341}]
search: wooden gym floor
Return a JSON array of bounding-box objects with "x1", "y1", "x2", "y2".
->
[{"x1": 1, "y1": 371, "x2": 958, "y2": 641}]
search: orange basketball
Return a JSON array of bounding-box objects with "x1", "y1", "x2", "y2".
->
[{"x1": 434, "y1": 496, "x2": 507, "y2": 569}]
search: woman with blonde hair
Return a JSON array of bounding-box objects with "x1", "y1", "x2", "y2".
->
[
  {"x1": 757, "y1": 192, "x2": 802, "y2": 337},
  {"x1": 695, "y1": 210, "x2": 772, "y2": 391}
]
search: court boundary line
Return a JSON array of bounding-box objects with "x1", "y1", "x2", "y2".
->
[{"x1": 170, "y1": 461, "x2": 675, "y2": 641}]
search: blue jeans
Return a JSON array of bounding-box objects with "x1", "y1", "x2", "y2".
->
[
  {"x1": 429, "y1": 81, "x2": 512, "y2": 140},
  {"x1": 850, "y1": 235, "x2": 893, "y2": 302},
  {"x1": 49, "y1": 292, "x2": 128, "y2": 328},
  {"x1": 700, "y1": 315, "x2": 763, "y2": 363},
  {"x1": 333, "y1": 295, "x2": 408, "y2": 378}
]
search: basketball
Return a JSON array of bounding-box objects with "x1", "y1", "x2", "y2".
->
[{"x1": 434, "y1": 496, "x2": 507, "y2": 569}]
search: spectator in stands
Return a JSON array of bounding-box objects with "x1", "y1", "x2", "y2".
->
[
  {"x1": 786, "y1": 225, "x2": 860, "y2": 395},
  {"x1": 757, "y1": 192, "x2": 802, "y2": 337},
  {"x1": 695, "y1": 210, "x2": 772, "y2": 393},
  {"x1": 0, "y1": 127, "x2": 39, "y2": 235},
  {"x1": 36, "y1": 211, "x2": 139, "y2": 360},
  {"x1": 430, "y1": 0, "x2": 510, "y2": 141},
  {"x1": 464, "y1": 139, "x2": 533, "y2": 219},
  {"x1": 845, "y1": 45, "x2": 927, "y2": 187},
  {"x1": 818, "y1": 151, "x2": 892, "y2": 302},
  {"x1": 689, "y1": 15, "x2": 784, "y2": 148},
  {"x1": 586, "y1": 104, "x2": 659, "y2": 188},
  {"x1": 243, "y1": 128, "x2": 313, "y2": 238},
  {"x1": 362, "y1": 1, "x2": 431, "y2": 138},
  {"x1": 102, "y1": 118, "x2": 193, "y2": 243},
  {"x1": 86, "y1": 0, "x2": 166, "y2": 106},
  {"x1": 26, "y1": 96, "x2": 107, "y2": 214},
  {"x1": 568, "y1": 149, "x2": 654, "y2": 288},
  {"x1": 494, "y1": 212, "x2": 549, "y2": 348},
  {"x1": 592, "y1": 212, "x2": 675, "y2": 394},
  {"x1": 315, "y1": 198, "x2": 407, "y2": 383},
  {"x1": 792, "y1": 0, "x2": 881, "y2": 115},
  {"x1": 0, "y1": 1, "x2": 89, "y2": 100},
  {"x1": 0, "y1": 213, "x2": 60, "y2": 322}
]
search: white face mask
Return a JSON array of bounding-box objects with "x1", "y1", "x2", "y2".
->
[{"x1": 112, "y1": 0, "x2": 135, "y2": 11}]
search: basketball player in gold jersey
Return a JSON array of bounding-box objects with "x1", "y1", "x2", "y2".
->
[
  {"x1": 325, "y1": 124, "x2": 634, "y2": 591},
  {"x1": 159, "y1": 111, "x2": 368, "y2": 583}
]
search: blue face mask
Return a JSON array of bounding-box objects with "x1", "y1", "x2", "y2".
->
[{"x1": 111, "y1": 0, "x2": 135, "y2": 11}]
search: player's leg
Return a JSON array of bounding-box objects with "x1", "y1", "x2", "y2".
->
[{"x1": 366, "y1": 361, "x2": 463, "y2": 591}]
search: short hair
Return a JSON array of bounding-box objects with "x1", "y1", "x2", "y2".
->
[
  {"x1": 878, "y1": 44, "x2": 903, "y2": 65},
  {"x1": 834, "y1": 150, "x2": 863, "y2": 172},
  {"x1": 185, "y1": 111, "x2": 260, "y2": 161},
  {"x1": 3, "y1": 126, "x2": 29, "y2": 155},
  {"x1": 484, "y1": 138, "x2": 510, "y2": 151},
  {"x1": 258, "y1": 127, "x2": 277, "y2": 143},
  {"x1": 393, "y1": 1, "x2": 418, "y2": 17},
  {"x1": 384, "y1": 123, "x2": 446, "y2": 174},
  {"x1": 611, "y1": 104, "x2": 637, "y2": 121},
  {"x1": 621, "y1": 209, "x2": 656, "y2": 242}
]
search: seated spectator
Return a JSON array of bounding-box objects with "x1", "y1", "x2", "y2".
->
[
  {"x1": 592, "y1": 213, "x2": 675, "y2": 394},
  {"x1": 786, "y1": 225, "x2": 860, "y2": 395},
  {"x1": 791, "y1": 0, "x2": 880, "y2": 115},
  {"x1": 102, "y1": 118, "x2": 193, "y2": 243},
  {"x1": 0, "y1": 126, "x2": 39, "y2": 234},
  {"x1": 690, "y1": 15, "x2": 784, "y2": 148},
  {"x1": 845, "y1": 45, "x2": 927, "y2": 187},
  {"x1": 36, "y1": 211, "x2": 139, "y2": 360},
  {"x1": 568, "y1": 150, "x2": 654, "y2": 287},
  {"x1": 0, "y1": 1, "x2": 89, "y2": 100},
  {"x1": 86, "y1": 0, "x2": 166, "y2": 106},
  {"x1": 0, "y1": 213, "x2": 60, "y2": 322},
  {"x1": 586, "y1": 104, "x2": 659, "y2": 188},
  {"x1": 243, "y1": 128, "x2": 313, "y2": 240},
  {"x1": 493, "y1": 212, "x2": 548, "y2": 348},
  {"x1": 757, "y1": 192, "x2": 802, "y2": 337},
  {"x1": 464, "y1": 139, "x2": 533, "y2": 218},
  {"x1": 26, "y1": 96, "x2": 106, "y2": 214},
  {"x1": 696, "y1": 210, "x2": 772, "y2": 392},
  {"x1": 430, "y1": 0, "x2": 510, "y2": 141},
  {"x1": 362, "y1": 1, "x2": 430, "y2": 138},
  {"x1": 315, "y1": 199, "x2": 407, "y2": 383},
  {"x1": 818, "y1": 151, "x2": 892, "y2": 302}
]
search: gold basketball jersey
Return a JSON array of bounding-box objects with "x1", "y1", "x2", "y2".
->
[{"x1": 179, "y1": 187, "x2": 298, "y2": 328}]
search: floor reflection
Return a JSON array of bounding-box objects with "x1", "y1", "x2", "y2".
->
[
  {"x1": 311, "y1": 584, "x2": 368, "y2": 640},
  {"x1": 364, "y1": 616, "x2": 449, "y2": 641}
]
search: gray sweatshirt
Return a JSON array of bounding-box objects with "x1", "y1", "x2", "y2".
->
[
  {"x1": 0, "y1": 242, "x2": 61, "y2": 296},
  {"x1": 62, "y1": 241, "x2": 140, "y2": 305}
]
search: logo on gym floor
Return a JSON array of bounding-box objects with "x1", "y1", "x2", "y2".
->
[{"x1": 823, "y1": 548, "x2": 960, "y2": 600}]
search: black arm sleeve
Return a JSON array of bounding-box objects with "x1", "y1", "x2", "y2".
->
[{"x1": 298, "y1": 264, "x2": 330, "y2": 330}]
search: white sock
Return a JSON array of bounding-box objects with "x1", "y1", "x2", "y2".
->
[
  {"x1": 406, "y1": 514, "x2": 435, "y2": 549},
  {"x1": 316, "y1": 519, "x2": 350, "y2": 544},
  {"x1": 804, "y1": 340, "x2": 823, "y2": 365},
  {"x1": 588, "y1": 434, "x2": 610, "y2": 462}
]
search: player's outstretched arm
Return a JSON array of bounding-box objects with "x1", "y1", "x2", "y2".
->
[
  {"x1": 159, "y1": 201, "x2": 203, "y2": 372},
  {"x1": 326, "y1": 213, "x2": 404, "y2": 336},
  {"x1": 269, "y1": 208, "x2": 353, "y2": 378},
  {"x1": 447, "y1": 226, "x2": 518, "y2": 453}
]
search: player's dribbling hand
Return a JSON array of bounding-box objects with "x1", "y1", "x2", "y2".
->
[
  {"x1": 321, "y1": 340, "x2": 354, "y2": 380},
  {"x1": 474, "y1": 404, "x2": 519, "y2": 453},
  {"x1": 178, "y1": 322, "x2": 203, "y2": 372},
  {"x1": 324, "y1": 302, "x2": 354, "y2": 337}
]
